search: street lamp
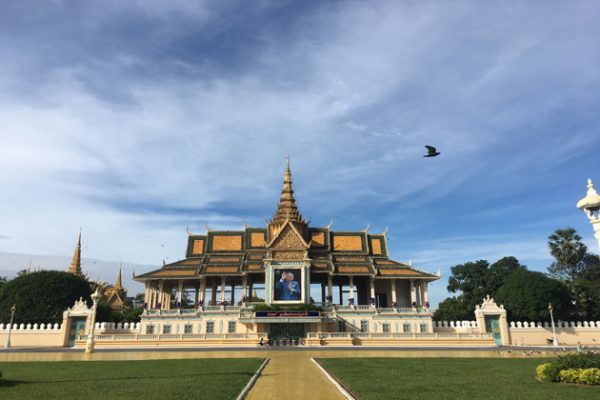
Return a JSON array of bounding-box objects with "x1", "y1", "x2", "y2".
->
[
  {"x1": 577, "y1": 178, "x2": 600, "y2": 253},
  {"x1": 85, "y1": 287, "x2": 102, "y2": 354},
  {"x1": 4, "y1": 304, "x2": 16, "y2": 349},
  {"x1": 548, "y1": 303, "x2": 558, "y2": 347}
]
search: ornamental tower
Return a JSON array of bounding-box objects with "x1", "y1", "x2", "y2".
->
[{"x1": 577, "y1": 178, "x2": 600, "y2": 252}]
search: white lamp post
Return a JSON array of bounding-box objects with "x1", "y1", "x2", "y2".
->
[
  {"x1": 85, "y1": 287, "x2": 102, "y2": 354},
  {"x1": 548, "y1": 303, "x2": 558, "y2": 347},
  {"x1": 577, "y1": 178, "x2": 600, "y2": 253},
  {"x1": 4, "y1": 304, "x2": 16, "y2": 349}
]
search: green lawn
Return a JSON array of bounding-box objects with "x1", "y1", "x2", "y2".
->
[
  {"x1": 319, "y1": 358, "x2": 600, "y2": 400},
  {"x1": 0, "y1": 358, "x2": 263, "y2": 400}
]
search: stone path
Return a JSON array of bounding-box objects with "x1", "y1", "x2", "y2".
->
[{"x1": 245, "y1": 351, "x2": 346, "y2": 400}]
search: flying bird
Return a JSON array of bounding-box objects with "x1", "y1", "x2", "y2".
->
[{"x1": 423, "y1": 145, "x2": 440, "y2": 157}]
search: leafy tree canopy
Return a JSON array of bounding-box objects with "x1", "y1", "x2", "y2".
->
[
  {"x1": 571, "y1": 254, "x2": 600, "y2": 320},
  {"x1": 436, "y1": 256, "x2": 527, "y2": 320},
  {"x1": 0, "y1": 271, "x2": 91, "y2": 324},
  {"x1": 496, "y1": 269, "x2": 573, "y2": 321}
]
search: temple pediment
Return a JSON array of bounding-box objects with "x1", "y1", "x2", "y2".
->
[{"x1": 268, "y1": 221, "x2": 309, "y2": 251}]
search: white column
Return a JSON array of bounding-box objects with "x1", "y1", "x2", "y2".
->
[
  {"x1": 242, "y1": 275, "x2": 248, "y2": 303},
  {"x1": 152, "y1": 284, "x2": 158, "y2": 308},
  {"x1": 220, "y1": 276, "x2": 226, "y2": 304},
  {"x1": 349, "y1": 276, "x2": 355, "y2": 303},
  {"x1": 144, "y1": 282, "x2": 150, "y2": 305},
  {"x1": 177, "y1": 280, "x2": 183, "y2": 306},
  {"x1": 422, "y1": 281, "x2": 429, "y2": 307},
  {"x1": 410, "y1": 280, "x2": 417, "y2": 307},
  {"x1": 370, "y1": 277, "x2": 376, "y2": 306},
  {"x1": 391, "y1": 279, "x2": 397, "y2": 306},
  {"x1": 158, "y1": 281, "x2": 164, "y2": 308},
  {"x1": 199, "y1": 278, "x2": 206, "y2": 306},
  {"x1": 194, "y1": 282, "x2": 199, "y2": 306}
]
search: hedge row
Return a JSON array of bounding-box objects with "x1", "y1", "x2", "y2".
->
[{"x1": 536, "y1": 353, "x2": 600, "y2": 385}]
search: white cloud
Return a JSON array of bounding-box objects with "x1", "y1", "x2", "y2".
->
[{"x1": 0, "y1": 1, "x2": 598, "y2": 306}]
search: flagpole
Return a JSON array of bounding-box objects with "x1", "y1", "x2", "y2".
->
[
  {"x1": 4, "y1": 304, "x2": 15, "y2": 349},
  {"x1": 548, "y1": 303, "x2": 558, "y2": 347}
]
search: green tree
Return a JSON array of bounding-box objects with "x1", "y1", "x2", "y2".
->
[
  {"x1": 0, "y1": 271, "x2": 91, "y2": 324},
  {"x1": 571, "y1": 254, "x2": 600, "y2": 320},
  {"x1": 495, "y1": 270, "x2": 573, "y2": 321},
  {"x1": 547, "y1": 228, "x2": 588, "y2": 280},
  {"x1": 433, "y1": 297, "x2": 470, "y2": 321},
  {"x1": 436, "y1": 257, "x2": 527, "y2": 320}
]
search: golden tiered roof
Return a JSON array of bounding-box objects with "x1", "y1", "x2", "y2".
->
[{"x1": 134, "y1": 161, "x2": 439, "y2": 282}]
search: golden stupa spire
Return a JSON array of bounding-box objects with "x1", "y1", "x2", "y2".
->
[
  {"x1": 69, "y1": 230, "x2": 82, "y2": 276},
  {"x1": 115, "y1": 266, "x2": 122, "y2": 289},
  {"x1": 268, "y1": 156, "x2": 308, "y2": 239},
  {"x1": 270, "y1": 156, "x2": 306, "y2": 225}
]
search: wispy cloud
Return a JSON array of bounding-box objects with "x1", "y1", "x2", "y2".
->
[{"x1": 0, "y1": 1, "x2": 598, "y2": 302}]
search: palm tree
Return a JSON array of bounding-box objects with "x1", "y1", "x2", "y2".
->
[{"x1": 547, "y1": 228, "x2": 587, "y2": 280}]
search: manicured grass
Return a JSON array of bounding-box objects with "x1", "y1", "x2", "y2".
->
[
  {"x1": 319, "y1": 358, "x2": 600, "y2": 400},
  {"x1": 0, "y1": 358, "x2": 263, "y2": 400}
]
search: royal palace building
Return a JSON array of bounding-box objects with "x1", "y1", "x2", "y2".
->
[{"x1": 134, "y1": 161, "x2": 440, "y2": 342}]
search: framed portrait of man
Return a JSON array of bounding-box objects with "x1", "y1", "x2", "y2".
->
[{"x1": 272, "y1": 267, "x2": 303, "y2": 303}]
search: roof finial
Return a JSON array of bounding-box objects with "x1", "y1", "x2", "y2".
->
[
  {"x1": 588, "y1": 178, "x2": 596, "y2": 192},
  {"x1": 382, "y1": 225, "x2": 389, "y2": 235}
]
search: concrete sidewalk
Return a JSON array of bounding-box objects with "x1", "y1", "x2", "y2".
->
[{"x1": 245, "y1": 351, "x2": 346, "y2": 400}]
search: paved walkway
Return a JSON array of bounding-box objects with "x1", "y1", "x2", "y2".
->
[{"x1": 245, "y1": 351, "x2": 346, "y2": 400}]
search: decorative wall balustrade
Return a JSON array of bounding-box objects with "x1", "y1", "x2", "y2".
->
[
  {"x1": 0, "y1": 323, "x2": 61, "y2": 331},
  {"x1": 509, "y1": 321, "x2": 600, "y2": 329}
]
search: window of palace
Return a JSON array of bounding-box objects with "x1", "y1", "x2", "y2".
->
[
  {"x1": 403, "y1": 323, "x2": 411, "y2": 333},
  {"x1": 184, "y1": 324, "x2": 193, "y2": 334},
  {"x1": 146, "y1": 325, "x2": 154, "y2": 334},
  {"x1": 338, "y1": 320, "x2": 346, "y2": 332},
  {"x1": 206, "y1": 321, "x2": 214, "y2": 333},
  {"x1": 360, "y1": 320, "x2": 368, "y2": 332},
  {"x1": 163, "y1": 325, "x2": 171, "y2": 334},
  {"x1": 228, "y1": 321, "x2": 236, "y2": 333},
  {"x1": 382, "y1": 323, "x2": 390, "y2": 333},
  {"x1": 420, "y1": 323, "x2": 428, "y2": 333}
]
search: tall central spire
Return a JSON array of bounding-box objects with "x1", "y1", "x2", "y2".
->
[
  {"x1": 268, "y1": 157, "x2": 307, "y2": 238},
  {"x1": 115, "y1": 266, "x2": 123, "y2": 289},
  {"x1": 69, "y1": 230, "x2": 82, "y2": 276}
]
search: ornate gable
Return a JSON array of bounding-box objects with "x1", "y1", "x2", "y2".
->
[{"x1": 269, "y1": 222, "x2": 309, "y2": 251}]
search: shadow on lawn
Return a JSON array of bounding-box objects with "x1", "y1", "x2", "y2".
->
[
  {"x1": 13, "y1": 371, "x2": 255, "y2": 385},
  {"x1": 0, "y1": 379, "x2": 25, "y2": 388}
]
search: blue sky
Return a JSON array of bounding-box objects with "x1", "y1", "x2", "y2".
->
[{"x1": 0, "y1": 1, "x2": 599, "y2": 307}]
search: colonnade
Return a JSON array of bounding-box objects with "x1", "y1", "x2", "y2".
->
[
  {"x1": 144, "y1": 276, "x2": 430, "y2": 309},
  {"x1": 144, "y1": 276, "x2": 261, "y2": 309}
]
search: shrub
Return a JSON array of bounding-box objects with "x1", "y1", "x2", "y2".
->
[
  {"x1": 536, "y1": 353, "x2": 600, "y2": 383},
  {"x1": 579, "y1": 368, "x2": 600, "y2": 385},
  {"x1": 559, "y1": 368, "x2": 600, "y2": 385},
  {"x1": 558, "y1": 368, "x2": 581, "y2": 384},
  {"x1": 536, "y1": 363, "x2": 553, "y2": 382}
]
